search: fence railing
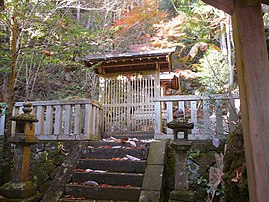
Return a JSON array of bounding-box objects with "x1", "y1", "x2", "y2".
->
[
  {"x1": 1, "y1": 94, "x2": 240, "y2": 140},
  {"x1": 11, "y1": 100, "x2": 103, "y2": 140},
  {"x1": 154, "y1": 94, "x2": 240, "y2": 140},
  {"x1": 0, "y1": 104, "x2": 5, "y2": 136}
]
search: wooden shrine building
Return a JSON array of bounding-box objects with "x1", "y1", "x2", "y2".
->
[{"x1": 84, "y1": 48, "x2": 176, "y2": 137}]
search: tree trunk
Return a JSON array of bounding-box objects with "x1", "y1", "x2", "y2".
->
[
  {"x1": 0, "y1": 0, "x2": 4, "y2": 11},
  {"x1": 1, "y1": 1, "x2": 19, "y2": 185}
]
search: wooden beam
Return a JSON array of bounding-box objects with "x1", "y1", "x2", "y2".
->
[
  {"x1": 240, "y1": 0, "x2": 260, "y2": 6},
  {"x1": 232, "y1": 0, "x2": 269, "y2": 201},
  {"x1": 202, "y1": 0, "x2": 269, "y2": 14},
  {"x1": 202, "y1": 0, "x2": 234, "y2": 14}
]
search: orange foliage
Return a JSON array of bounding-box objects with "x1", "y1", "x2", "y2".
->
[
  {"x1": 113, "y1": 0, "x2": 167, "y2": 35},
  {"x1": 41, "y1": 50, "x2": 53, "y2": 56}
]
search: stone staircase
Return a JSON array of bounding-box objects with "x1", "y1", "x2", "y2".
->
[{"x1": 61, "y1": 139, "x2": 151, "y2": 202}]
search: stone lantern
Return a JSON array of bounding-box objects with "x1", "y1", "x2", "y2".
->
[
  {"x1": 169, "y1": 140, "x2": 195, "y2": 202},
  {"x1": 0, "y1": 102, "x2": 41, "y2": 200}
]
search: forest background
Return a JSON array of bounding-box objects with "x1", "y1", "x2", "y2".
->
[{"x1": 0, "y1": 0, "x2": 240, "y2": 104}]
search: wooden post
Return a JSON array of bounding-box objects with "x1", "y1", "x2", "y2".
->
[
  {"x1": 154, "y1": 66, "x2": 162, "y2": 137},
  {"x1": 232, "y1": 0, "x2": 269, "y2": 201}
]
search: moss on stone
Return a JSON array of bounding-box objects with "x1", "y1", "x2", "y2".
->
[
  {"x1": 11, "y1": 114, "x2": 38, "y2": 122},
  {"x1": 223, "y1": 123, "x2": 249, "y2": 202}
]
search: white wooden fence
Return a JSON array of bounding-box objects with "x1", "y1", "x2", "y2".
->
[
  {"x1": 154, "y1": 94, "x2": 240, "y2": 140},
  {"x1": 0, "y1": 105, "x2": 5, "y2": 136},
  {"x1": 11, "y1": 100, "x2": 103, "y2": 140},
  {"x1": 0, "y1": 94, "x2": 240, "y2": 140}
]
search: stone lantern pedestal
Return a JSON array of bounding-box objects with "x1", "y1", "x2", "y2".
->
[
  {"x1": 0, "y1": 103, "x2": 41, "y2": 200},
  {"x1": 169, "y1": 140, "x2": 195, "y2": 202}
]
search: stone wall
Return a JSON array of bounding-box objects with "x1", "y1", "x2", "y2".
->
[
  {"x1": 0, "y1": 139, "x2": 74, "y2": 195},
  {"x1": 29, "y1": 142, "x2": 66, "y2": 194},
  {"x1": 164, "y1": 140, "x2": 225, "y2": 202}
]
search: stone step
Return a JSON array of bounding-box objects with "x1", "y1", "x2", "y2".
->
[
  {"x1": 64, "y1": 184, "x2": 141, "y2": 201},
  {"x1": 81, "y1": 147, "x2": 148, "y2": 160},
  {"x1": 88, "y1": 141, "x2": 135, "y2": 148},
  {"x1": 77, "y1": 159, "x2": 147, "y2": 173},
  {"x1": 61, "y1": 200, "x2": 132, "y2": 202},
  {"x1": 101, "y1": 134, "x2": 154, "y2": 140},
  {"x1": 71, "y1": 171, "x2": 144, "y2": 187},
  {"x1": 87, "y1": 139, "x2": 151, "y2": 148}
]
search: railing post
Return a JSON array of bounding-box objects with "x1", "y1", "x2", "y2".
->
[
  {"x1": 0, "y1": 105, "x2": 5, "y2": 136},
  {"x1": 74, "y1": 104, "x2": 82, "y2": 135},
  {"x1": 203, "y1": 100, "x2": 211, "y2": 135},
  {"x1": 228, "y1": 94, "x2": 237, "y2": 133},
  {"x1": 190, "y1": 101, "x2": 198, "y2": 133},
  {"x1": 154, "y1": 101, "x2": 162, "y2": 138},
  {"x1": 167, "y1": 101, "x2": 173, "y2": 134},
  {"x1": 216, "y1": 100, "x2": 223, "y2": 136},
  {"x1": 54, "y1": 105, "x2": 62, "y2": 136}
]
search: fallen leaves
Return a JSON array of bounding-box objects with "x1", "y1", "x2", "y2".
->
[
  {"x1": 110, "y1": 154, "x2": 141, "y2": 161},
  {"x1": 231, "y1": 163, "x2": 246, "y2": 183},
  {"x1": 111, "y1": 157, "x2": 122, "y2": 161},
  {"x1": 73, "y1": 168, "x2": 107, "y2": 173},
  {"x1": 81, "y1": 180, "x2": 99, "y2": 186},
  {"x1": 60, "y1": 146, "x2": 69, "y2": 156},
  {"x1": 125, "y1": 154, "x2": 140, "y2": 161},
  {"x1": 41, "y1": 50, "x2": 53, "y2": 56},
  {"x1": 64, "y1": 195, "x2": 85, "y2": 200}
]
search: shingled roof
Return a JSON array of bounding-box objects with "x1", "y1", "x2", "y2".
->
[{"x1": 83, "y1": 47, "x2": 176, "y2": 74}]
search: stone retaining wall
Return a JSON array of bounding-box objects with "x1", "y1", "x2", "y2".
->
[
  {"x1": 0, "y1": 139, "x2": 74, "y2": 194},
  {"x1": 164, "y1": 140, "x2": 225, "y2": 201}
]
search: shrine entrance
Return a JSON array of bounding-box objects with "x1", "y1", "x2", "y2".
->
[
  {"x1": 83, "y1": 48, "x2": 175, "y2": 136},
  {"x1": 100, "y1": 73, "x2": 156, "y2": 134}
]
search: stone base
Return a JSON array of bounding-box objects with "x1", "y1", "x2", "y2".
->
[
  {"x1": 0, "y1": 181, "x2": 37, "y2": 199},
  {"x1": 169, "y1": 190, "x2": 195, "y2": 202},
  {"x1": 139, "y1": 190, "x2": 161, "y2": 202},
  {"x1": 0, "y1": 193, "x2": 43, "y2": 202}
]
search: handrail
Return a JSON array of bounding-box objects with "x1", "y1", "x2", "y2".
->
[
  {"x1": 14, "y1": 99, "x2": 103, "y2": 109},
  {"x1": 11, "y1": 99, "x2": 104, "y2": 141},
  {"x1": 154, "y1": 94, "x2": 240, "y2": 102}
]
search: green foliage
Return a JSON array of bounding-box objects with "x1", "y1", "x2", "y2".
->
[
  {"x1": 188, "y1": 148, "x2": 201, "y2": 159},
  {"x1": 0, "y1": 0, "x2": 109, "y2": 101},
  {"x1": 197, "y1": 48, "x2": 229, "y2": 94},
  {"x1": 223, "y1": 124, "x2": 249, "y2": 201}
]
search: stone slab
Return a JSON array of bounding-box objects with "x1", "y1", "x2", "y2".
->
[
  {"x1": 65, "y1": 184, "x2": 141, "y2": 201},
  {"x1": 142, "y1": 165, "x2": 164, "y2": 191},
  {"x1": 154, "y1": 134, "x2": 174, "y2": 140},
  {"x1": 0, "y1": 181, "x2": 37, "y2": 199},
  {"x1": 81, "y1": 148, "x2": 148, "y2": 160},
  {"x1": 78, "y1": 159, "x2": 147, "y2": 173},
  {"x1": 139, "y1": 190, "x2": 161, "y2": 202},
  {"x1": 0, "y1": 192, "x2": 43, "y2": 202},
  {"x1": 169, "y1": 190, "x2": 195, "y2": 202},
  {"x1": 147, "y1": 140, "x2": 167, "y2": 165},
  {"x1": 71, "y1": 172, "x2": 143, "y2": 187}
]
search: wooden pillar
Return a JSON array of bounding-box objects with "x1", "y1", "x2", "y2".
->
[
  {"x1": 232, "y1": 0, "x2": 269, "y2": 201},
  {"x1": 154, "y1": 64, "x2": 162, "y2": 136}
]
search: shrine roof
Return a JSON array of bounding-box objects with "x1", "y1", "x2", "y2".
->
[{"x1": 83, "y1": 47, "x2": 176, "y2": 74}]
